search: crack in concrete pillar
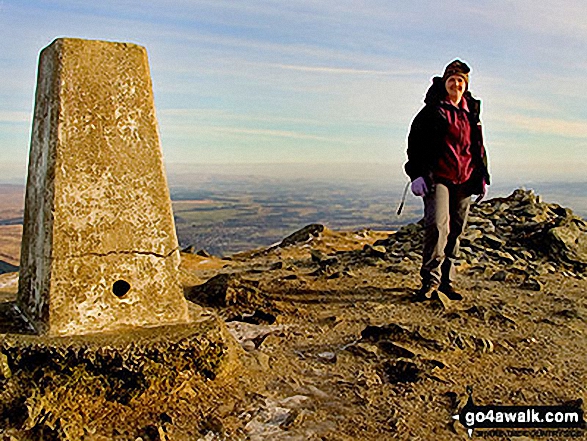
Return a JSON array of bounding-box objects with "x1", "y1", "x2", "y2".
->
[
  {"x1": 17, "y1": 38, "x2": 190, "y2": 336},
  {"x1": 59, "y1": 248, "x2": 181, "y2": 260}
]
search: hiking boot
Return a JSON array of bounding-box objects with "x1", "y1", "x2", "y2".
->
[
  {"x1": 439, "y1": 283, "x2": 463, "y2": 301},
  {"x1": 414, "y1": 283, "x2": 439, "y2": 302}
]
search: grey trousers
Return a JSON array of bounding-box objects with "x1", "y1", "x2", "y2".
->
[{"x1": 421, "y1": 182, "x2": 471, "y2": 286}]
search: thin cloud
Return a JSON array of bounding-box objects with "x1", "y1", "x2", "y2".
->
[
  {"x1": 509, "y1": 1, "x2": 587, "y2": 39},
  {"x1": 159, "y1": 109, "x2": 329, "y2": 126},
  {"x1": 495, "y1": 114, "x2": 587, "y2": 139},
  {"x1": 0, "y1": 111, "x2": 30, "y2": 123},
  {"x1": 273, "y1": 64, "x2": 425, "y2": 76},
  {"x1": 163, "y1": 124, "x2": 360, "y2": 144}
]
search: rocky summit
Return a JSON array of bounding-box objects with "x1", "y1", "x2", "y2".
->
[
  {"x1": 373, "y1": 188, "x2": 587, "y2": 283},
  {"x1": 0, "y1": 188, "x2": 585, "y2": 440}
]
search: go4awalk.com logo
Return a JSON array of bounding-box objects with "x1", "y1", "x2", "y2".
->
[{"x1": 452, "y1": 388, "x2": 585, "y2": 438}]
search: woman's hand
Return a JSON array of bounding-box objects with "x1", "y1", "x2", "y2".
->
[
  {"x1": 411, "y1": 176, "x2": 428, "y2": 197},
  {"x1": 475, "y1": 180, "x2": 487, "y2": 202}
]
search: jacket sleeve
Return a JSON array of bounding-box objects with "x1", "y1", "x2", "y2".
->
[
  {"x1": 405, "y1": 106, "x2": 436, "y2": 181},
  {"x1": 476, "y1": 121, "x2": 491, "y2": 185},
  {"x1": 469, "y1": 97, "x2": 490, "y2": 186}
]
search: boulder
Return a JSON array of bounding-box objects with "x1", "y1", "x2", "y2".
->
[
  {"x1": 279, "y1": 224, "x2": 325, "y2": 247},
  {"x1": 547, "y1": 218, "x2": 587, "y2": 269},
  {"x1": 186, "y1": 274, "x2": 266, "y2": 308}
]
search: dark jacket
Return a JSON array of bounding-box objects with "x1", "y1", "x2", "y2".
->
[{"x1": 405, "y1": 76, "x2": 490, "y2": 195}]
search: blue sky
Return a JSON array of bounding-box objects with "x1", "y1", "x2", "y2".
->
[{"x1": 0, "y1": 0, "x2": 586, "y2": 184}]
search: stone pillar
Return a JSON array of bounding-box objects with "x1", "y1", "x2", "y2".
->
[{"x1": 17, "y1": 38, "x2": 189, "y2": 335}]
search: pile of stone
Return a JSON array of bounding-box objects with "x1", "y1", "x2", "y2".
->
[{"x1": 373, "y1": 188, "x2": 587, "y2": 278}]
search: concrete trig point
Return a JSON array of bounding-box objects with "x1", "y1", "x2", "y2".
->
[{"x1": 17, "y1": 38, "x2": 189, "y2": 335}]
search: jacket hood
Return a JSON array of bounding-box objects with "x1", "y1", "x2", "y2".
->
[{"x1": 424, "y1": 76, "x2": 447, "y2": 105}]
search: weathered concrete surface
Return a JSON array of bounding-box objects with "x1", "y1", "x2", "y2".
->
[
  {"x1": 18, "y1": 38, "x2": 190, "y2": 335},
  {"x1": 0, "y1": 306, "x2": 254, "y2": 440}
]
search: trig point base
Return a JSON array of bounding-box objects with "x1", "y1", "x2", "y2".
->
[{"x1": 17, "y1": 38, "x2": 190, "y2": 335}]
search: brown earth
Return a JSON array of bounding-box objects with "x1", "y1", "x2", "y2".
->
[
  {"x1": 0, "y1": 190, "x2": 586, "y2": 440},
  {"x1": 179, "y1": 222, "x2": 586, "y2": 441}
]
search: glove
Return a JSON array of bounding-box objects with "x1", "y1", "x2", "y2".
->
[
  {"x1": 411, "y1": 176, "x2": 428, "y2": 197},
  {"x1": 475, "y1": 180, "x2": 487, "y2": 203}
]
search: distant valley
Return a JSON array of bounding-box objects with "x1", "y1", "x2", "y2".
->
[{"x1": 1, "y1": 178, "x2": 586, "y2": 259}]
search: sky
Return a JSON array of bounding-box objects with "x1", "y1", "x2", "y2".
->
[{"x1": 0, "y1": 0, "x2": 586, "y2": 185}]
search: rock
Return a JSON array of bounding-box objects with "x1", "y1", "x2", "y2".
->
[
  {"x1": 372, "y1": 245, "x2": 387, "y2": 254},
  {"x1": 269, "y1": 261, "x2": 283, "y2": 270},
  {"x1": 310, "y1": 249, "x2": 339, "y2": 269},
  {"x1": 228, "y1": 309, "x2": 277, "y2": 325},
  {"x1": 496, "y1": 202, "x2": 510, "y2": 212},
  {"x1": 384, "y1": 264, "x2": 411, "y2": 275},
  {"x1": 490, "y1": 270, "x2": 507, "y2": 281},
  {"x1": 321, "y1": 256, "x2": 340, "y2": 268},
  {"x1": 397, "y1": 223, "x2": 421, "y2": 236},
  {"x1": 343, "y1": 269, "x2": 357, "y2": 277},
  {"x1": 361, "y1": 323, "x2": 444, "y2": 352},
  {"x1": 196, "y1": 249, "x2": 213, "y2": 258},
  {"x1": 484, "y1": 234, "x2": 506, "y2": 249},
  {"x1": 521, "y1": 277, "x2": 543, "y2": 291},
  {"x1": 534, "y1": 264, "x2": 554, "y2": 275},
  {"x1": 0, "y1": 352, "x2": 11, "y2": 379},
  {"x1": 279, "y1": 224, "x2": 325, "y2": 247},
  {"x1": 543, "y1": 263, "x2": 556, "y2": 273},
  {"x1": 449, "y1": 331, "x2": 494, "y2": 353},
  {"x1": 378, "y1": 341, "x2": 416, "y2": 358},
  {"x1": 494, "y1": 250, "x2": 516, "y2": 265},
  {"x1": 380, "y1": 360, "x2": 419, "y2": 383},
  {"x1": 278, "y1": 395, "x2": 311, "y2": 409},
  {"x1": 468, "y1": 264, "x2": 487, "y2": 275},
  {"x1": 461, "y1": 229, "x2": 483, "y2": 246},
  {"x1": 186, "y1": 274, "x2": 265, "y2": 308},
  {"x1": 364, "y1": 257, "x2": 385, "y2": 267},
  {"x1": 364, "y1": 244, "x2": 387, "y2": 258},
  {"x1": 373, "y1": 234, "x2": 395, "y2": 247},
  {"x1": 225, "y1": 321, "x2": 287, "y2": 350},
  {"x1": 460, "y1": 246, "x2": 474, "y2": 256},
  {"x1": 346, "y1": 342, "x2": 380, "y2": 359},
  {"x1": 474, "y1": 337, "x2": 494, "y2": 353},
  {"x1": 554, "y1": 308, "x2": 581, "y2": 320},
  {"x1": 547, "y1": 218, "x2": 587, "y2": 269},
  {"x1": 361, "y1": 323, "x2": 410, "y2": 342},
  {"x1": 317, "y1": 351, "x2": 337, "y2": 363},
  {"x1": 407, "y1": 252, "x2": 421, "y2": 261},
  {"x1": 380, "y1": 359, "x2": 428, "y2": 384},
  {"x1": 253, "y1": 351, "x2": 271, "y2": 370},
  {"x1": 488, "y1": 311, "x2": 517, "y2": 327},
  {"x1": 244, "y1": 397, "x2": 301, "y2": 436},
  {"x1": 462, "y1": 305, "x2": 489, "y2": 321},
  {"x1": 470, "y1": 219, "x2": 496, "y2": 233},
  {"x1": 310, "y1": 248, "x2": 326, "y2": 263}
]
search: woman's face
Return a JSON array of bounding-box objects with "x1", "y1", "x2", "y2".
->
[{"x1": 445, "y1": 74, "x2": 467, "y2": 103}]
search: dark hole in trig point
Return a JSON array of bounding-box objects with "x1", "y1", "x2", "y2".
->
[{"x1": 112, "y1": 280, "x2": 131, "y2": 298}]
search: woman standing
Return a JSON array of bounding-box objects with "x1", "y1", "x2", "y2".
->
[{"x1": 405, "y1": 59, "x2": 490, "y2": 301}]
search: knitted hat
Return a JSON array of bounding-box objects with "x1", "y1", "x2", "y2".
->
[{"x1": 442, "y1": 59, "x2": 470, "y2": 85}]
